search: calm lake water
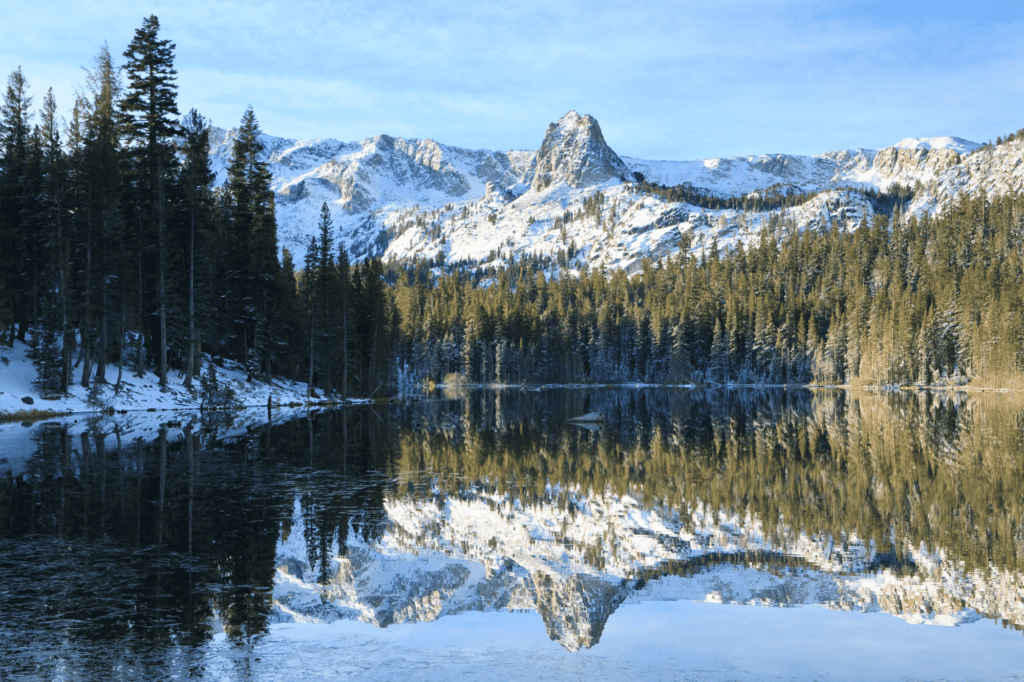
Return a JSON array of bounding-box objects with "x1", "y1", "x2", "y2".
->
[{"x1": 2, "y1": 388, "x2": 1024, "y2": 680}]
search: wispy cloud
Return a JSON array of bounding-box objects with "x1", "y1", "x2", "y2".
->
[{"x1": 2, "y1": 0, "x2": 1022, "y2": 159}]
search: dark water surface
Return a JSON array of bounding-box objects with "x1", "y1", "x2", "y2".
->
[{"x1": 3, "y1": 388, "x2": 1024, "y2": 680}]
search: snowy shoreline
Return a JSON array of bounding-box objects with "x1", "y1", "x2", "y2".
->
[{"x1": 0, "y1": 338, "x2": 375, "y2": 421}]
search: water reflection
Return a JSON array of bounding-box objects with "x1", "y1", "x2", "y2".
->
[{"x1": 2, "y1": 389, "x2": 1024, "y2": 677}]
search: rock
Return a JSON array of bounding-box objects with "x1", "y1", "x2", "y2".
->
[
  {"x1": 20, "y1": 396, "x2": 33, "y2": 405},
  {"x1": 530, "y1": 111, "x2": 629, "y2": 191},
  {"x1": 566, "y1": 411, "x2": 604, "y2": 423}
]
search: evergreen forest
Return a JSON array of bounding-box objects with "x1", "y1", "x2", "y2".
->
[{"x1": 3, "y1": 16, "x2": 1024, "y2": 397}]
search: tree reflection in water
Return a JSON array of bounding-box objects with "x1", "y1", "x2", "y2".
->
[{"x1": 2, "y1": 388, "x2": 1024, "y2": 677}]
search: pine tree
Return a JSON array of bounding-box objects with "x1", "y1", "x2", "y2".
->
[
  {"x1": 33, "y1": 89, "x2": 69, "y2": 396},
  {"x1": 0, "y1": 67, "x2": 33, "y2": 345},
  {"x1": 226, "y1": 107, "x2": 280, "y2": 382},
  {"x1": 338, "y1": 242, "x2": 350, "y2": 397},
  {"x1": 77, "y1": 45, "x2": 123, "y2": 387},
  {"x1": 180, "y1": 109, "x2": 214, "y2": 389},
  {"x1": 316, "y1": 203, "x2": 335, "y2": 393},
  {"x1": 303, "y1": 235, "x2": 319, "y2": 394},
  {"x1": 121, "y1": 15, "x2": 179, "y2": 388},
  {"x1": 709, "y1": 318, "x2": 729, "y2": 383}
]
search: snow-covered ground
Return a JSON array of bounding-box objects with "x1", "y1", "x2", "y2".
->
[
  {"x1": 0, "y1": 337, "x2": 354, "y2": 477},
  {"x1": 0, "y1": 338, "x2": 317, "y2": 420}
]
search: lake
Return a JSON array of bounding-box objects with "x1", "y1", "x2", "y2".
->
[{"x1": 2, "y1": 388, "x2": 1024, "y2": 680}]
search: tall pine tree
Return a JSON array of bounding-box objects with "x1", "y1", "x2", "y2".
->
[{"x1": 121, "y1": 15, "x2": 179, "y2": 387}]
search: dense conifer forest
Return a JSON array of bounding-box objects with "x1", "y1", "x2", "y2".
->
[{"x1": 3, "y1": 16, "x2": 1024, "y2": 397}]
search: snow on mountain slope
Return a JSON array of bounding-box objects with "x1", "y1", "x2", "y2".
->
[
  {"x1": 622, "y1": 148, "x2": 879, "y2": 196},
  {"x1": 207, "y1": 111, "x2": 1011, "y2": 269},
  {"x1": 905, "y1": 137, "x2": 1024, "y2": 214},
  {"x1": 208, "y1": 126, "x2": 537, "y2": 260},
  {"x1": 893, "y1": 136, "x2": 981, "y2": 154}
]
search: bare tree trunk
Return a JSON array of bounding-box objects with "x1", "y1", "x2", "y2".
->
[
  {"x1": 135, "y1": 220, "x2": 144, "y2": 378},
  {"x1": 31, "y1": 259, "x2": 38, "y2": 355},
  {"x1": 80, "y1": 214, "x2": 93, "y2": 388},
  {"x1": 116, "y1": 298, "x2": 125, "y2": 388},
  {"x1": 184, "y1": 197, "x2": 196, "y2": 390},
  {"x1": 323, "y1": 285, "x2": 331, "y2": 394},
  {"x1": 308, "y1": 283, "x2": 315, "y2": 396},
  {"x1": 341, "y1": 294, "x2": 347, "y2": 399},
  {"x1": 263, "y1": 287, "x2": 271, "y2": 384},
  {"x1": 58, "y1": 206, "x2": 71, "y2": 395},
  {"x1": 97, "y1": 273, "x2": 108, "y2": 383},
  {"x1": 157, "y1": 157, "x2": 168, "y2": 388}
]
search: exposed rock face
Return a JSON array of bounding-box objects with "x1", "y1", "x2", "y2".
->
[
  {"x1": 533, "y1": 572, "x2": 627, "y2": 651},
  {"x1": 913, "y1": 139, "x2": 1024, "y2": 213},
  {"x1": 872, "y1": 146, "x2": 962, "y2": 181},
  {"x1": 530, "y1": 111, "x2": 630, "y2": 191}
]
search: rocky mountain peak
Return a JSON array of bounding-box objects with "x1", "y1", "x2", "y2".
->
[{"x1": 530, "y1": 111, "x2": 630, "y2": 191}]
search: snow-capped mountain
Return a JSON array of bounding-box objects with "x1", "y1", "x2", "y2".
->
[{"x1": 208, "y1": 112, "x2": 1015, "y2": 270}]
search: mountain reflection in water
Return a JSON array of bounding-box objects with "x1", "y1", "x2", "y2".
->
[{"x1": 2, "y1": 388, "x2": 1024, "y2": 677}]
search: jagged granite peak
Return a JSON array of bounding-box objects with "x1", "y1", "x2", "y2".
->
[{"x1": 530, "y1": 111, "x2": 630, "y2": 191}]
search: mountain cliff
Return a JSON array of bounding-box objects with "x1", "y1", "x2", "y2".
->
[{"x1": 530, "y1": 111, "x2": 630, "y2": 191}]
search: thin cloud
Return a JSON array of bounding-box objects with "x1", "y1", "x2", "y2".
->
[{"x1": 2, "y1": 0, "x2": 1023, "y2": 159}]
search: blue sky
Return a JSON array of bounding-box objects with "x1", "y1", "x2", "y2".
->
[{"x1": 3, "y1": 1, "x2": 1023, "y2": 159}]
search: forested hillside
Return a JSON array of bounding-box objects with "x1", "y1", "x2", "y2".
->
[
  {"x1": 3, "y1": 16, "x2": 1023, "y2": 398},
  {"x1": 391, "y1": 193, "x2": 1024, "y2": 386}
]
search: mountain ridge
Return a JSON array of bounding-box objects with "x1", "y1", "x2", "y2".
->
[{"x1": 206, "y1": 112, "x2": 1009, "y2": 270}]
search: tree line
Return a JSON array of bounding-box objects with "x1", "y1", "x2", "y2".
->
[
  {"x1": 631, "y1": 175, "x2": 918, "y2": 216},
  {"x1": 0, "y1": 16, "x2": 393, "y2": 399}
]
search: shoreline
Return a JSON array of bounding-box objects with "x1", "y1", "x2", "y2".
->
[{"x1": 6, "y1": 381, "x2": 1016, "y2": 422}]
